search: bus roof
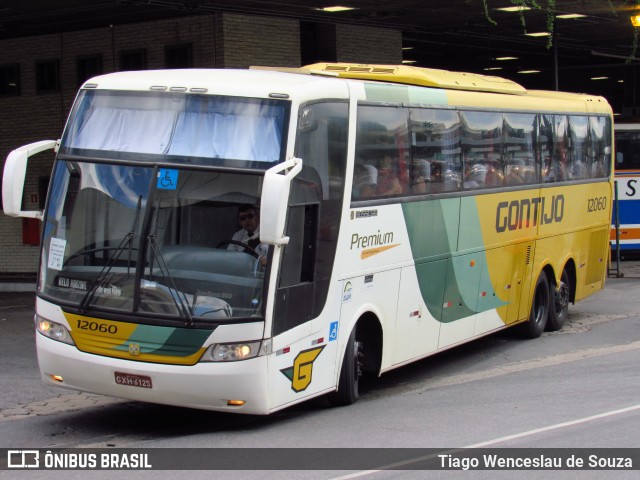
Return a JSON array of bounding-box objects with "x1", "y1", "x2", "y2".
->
[
  {"x1": 300, "y1": 63, "x2": 611, "y2": 114},
  {"x1": 81, "y1": 68, "x2": 340, "y2": 97},
  {"x1": 304, "y1": 62, "x2": 528, "y2": 95},
  {"x1": 82, "y1": 65, "x2": 612, "y2": 116}
]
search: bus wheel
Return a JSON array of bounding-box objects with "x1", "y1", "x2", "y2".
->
[
  {"x1": 547, "y1": 269, "x2": 570, "y2": 331},
  {"x1": 328, "y1": 328, "x2": 362, "y2": 406},
  {"x1": 520, "y1": 272, "x2": 550, "y2": 339}
]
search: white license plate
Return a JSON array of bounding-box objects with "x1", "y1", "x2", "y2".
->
[{"x1": 114, "y1": 372, "x2": 152, "y2": 389}]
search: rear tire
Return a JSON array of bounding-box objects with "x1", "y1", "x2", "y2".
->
[
  {"x1": 519, "y1": 272, "x2": 550, "y2": 339},
  {"x1": 328, "y1": 328, "x2": 361, "y2": 406},
  {"x1": 547, "y1": 269, "x2": 570, "y2": 331}
]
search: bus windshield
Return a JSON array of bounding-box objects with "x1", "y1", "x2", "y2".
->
[
  {"x1": 41, "y1": 161, "x2": 267, "y2": 322},
  {"x1": 59, "y1": 90, "x2": 289, "y2": 166}
]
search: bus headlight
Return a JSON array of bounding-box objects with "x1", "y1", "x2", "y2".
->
[
  {"x1": 201, "y1": 339, "x2": 271, "y2": 362},
  {"x1": 35, "y1": 315, "x2": 75, "y2": 345}
]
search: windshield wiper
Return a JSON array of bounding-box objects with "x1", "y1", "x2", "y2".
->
[
  {"x1": 78, "y1": 232, "x2": 135, "y2": 313},
  {"x1": 146, "y1": 234, "x2": 194, "y2": 327},
  {"x1": 78, "y1": 196, "x2": 142, "y2": 313}
]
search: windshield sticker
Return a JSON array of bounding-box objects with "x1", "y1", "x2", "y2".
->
[
  {"x1": 157, "y1": 169, "x2": 178, "y2": 190},
  {"x1": 57, "y1": 277, "x2": 88, "y2": 290},
  {"x1": 48, "y1": 237, "x2": 67, "y2": 271},
  {"x1": 96, "y1": 284, "x2": 122, "y2": 296}
]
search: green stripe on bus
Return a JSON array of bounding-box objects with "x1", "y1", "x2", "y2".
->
[
  {"x1": 114, "y1": 324, "x2": 211, "y2": 357},
  {"x1": 403, "y1": 198, "x2": 506, "y2": 322}
]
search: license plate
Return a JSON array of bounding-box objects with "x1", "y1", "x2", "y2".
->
[{"x1": 114, "y1": 372, "x2": 152, "y2": 389}]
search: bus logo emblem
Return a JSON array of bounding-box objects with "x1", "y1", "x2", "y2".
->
[
  {"x1": 280, "y1": 346, "x2": 325, "y2": 392},
  {"x1": 128, "y1": 343, "x2": 141, "y2": 356},
  {"x1": 342, "y1": 282, "x2": 352, "y2": 303}
]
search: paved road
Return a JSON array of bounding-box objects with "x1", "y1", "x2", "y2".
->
[{"x1": 1, "y1": 262, "x2": 639, "y2": 479}]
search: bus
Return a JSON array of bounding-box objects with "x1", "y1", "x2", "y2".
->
[
  {"x1": 2, "y1": 64, "x2": 613, "y2": 414},
  {"x1": 612, "y1": 121, "x2": 640, "y2": 253}
]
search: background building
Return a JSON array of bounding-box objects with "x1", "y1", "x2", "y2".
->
[{"x1": 1, "y1": 1, "x2": 638, "y2": 285}]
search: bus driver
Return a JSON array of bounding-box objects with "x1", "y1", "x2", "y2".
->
[{"x1": 227, "y1": 204, "x2": 268, "y2": 266}]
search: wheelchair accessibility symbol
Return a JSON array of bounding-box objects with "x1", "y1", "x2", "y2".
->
[
  {"x1": 157, "y1": 169, "x2": 178, "y2": 190},
  {"x1": 329, "y1": 321, "x2": 338, "y2": 342}
]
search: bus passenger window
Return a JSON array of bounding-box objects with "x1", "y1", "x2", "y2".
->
[
  {"x1": 504, "y1": 113, "x2": 536, "y2": 185},
  {"x1": 411, "y1": 159, "x2": 431, "y2": 194},
  {"x1": 352, "y1": 164, "x2": 377, "y2": 199},
  {"x1": 568, "y1": 116, "x2": 589, "y2": 180},
  {"x1": 543, "y1": 115, "x2": 569, "y2": 182},
  {"x1": 409, "y1": 108, "x2": 461, "y2": 194},
  {"x1": 355, "y1": 105, "x2": 410, "y2": 198},
  {"x1": 460, "y1": 110, "x2": 503, "y2": 190},
  {"x1": 375, "y1": 156, "x2": 404, "y2": 196},
  {"x1": 589, "y1": 116, "x2": 611, "y2": 178}
]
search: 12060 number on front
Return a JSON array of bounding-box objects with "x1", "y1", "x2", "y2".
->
[{"x1": 76, "y1": 319, "x2": 118, "y2": 334}]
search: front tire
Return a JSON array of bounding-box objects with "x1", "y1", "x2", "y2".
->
[
  {"x1": 519, "y1": 272, "x2": 550, "y2": 339},
  {"x1": 547, "y1": 269, "x2": 570, "y2": 331},
  {"x1": 328, "y1": 328, "x2": 362, "y2": 406}
]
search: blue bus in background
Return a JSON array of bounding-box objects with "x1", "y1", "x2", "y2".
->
[{"x1": 613, "y1": 122, "x2": 640, "y2": 254}]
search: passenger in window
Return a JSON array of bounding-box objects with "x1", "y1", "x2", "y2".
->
[
  {"x1": 484, "y1": 162, "x2": 504, "y2": 187},
  {"x1": 463, "y1": 162, "x2": 485, "y2": 189},
  {"x1": 352, "y1": 164, "x2": 377, "y2": 198},
  {"x1": 228, "y1": 204, "x2": 268, "y2": 266},
  {"x1": 411, "y1": 159, "x2": 431, "y2": 194},
  {"x1": 506, "y1": 160, "x2": 535, "y2": 185},
  {"x1": 554, "y1": 146, "x2": 568, "y2": 181},
  {"x1": 375, "y1": 156, "x2": 403, "y2": 196}
]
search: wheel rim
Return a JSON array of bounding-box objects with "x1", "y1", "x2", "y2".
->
[
  {"x1": 554, "y1": 281, "x2": 569, "y2": 316},
  {"x1": 353, "y1": 340, "x2": 363, "y2": 394},
  {"x1": 533, "y1": 282, "x2": 548, "y2": 326}
]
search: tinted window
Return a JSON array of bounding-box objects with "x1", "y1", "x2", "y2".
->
[
  {"x1": 503, "y1": 113, "x2": 537, "y2": 185},
  {"x1": 353, "y1": 106, "x2": 610, "y2": 195},
  {"x1": 615, "y1": 129, "x2": 640, "y2": 170},
  {"x1": 410, "y1": 108, "x2": 461, "y2": 194},
  {"x1": 273, "y1": 102, "x2": 348, "y2": 334},
  {"x1": 568, "y1": 116, "x2": 589, "y2": 180},
  {"x1": 460, "y1": 111, "x2": 503, "y2": 189},
  {"x1": 355, "y1": 106, "x2": 410, "y2": 198},
  {"x1": 541, "y1": 114, "x2": 569, "y2": 182},
  {"x1": 61, "y1": 90, "x2": 289, "y2": 165},
  {"x1": 590, "y1": 117, "x2": 611, "y2": 178}
]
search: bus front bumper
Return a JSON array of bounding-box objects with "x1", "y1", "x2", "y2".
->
[{"x1": 36, "y1": 333, "x2": 271, "y2": 414}]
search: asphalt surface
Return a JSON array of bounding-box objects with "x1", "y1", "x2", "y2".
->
[
  {"x1": 0, "y1": 260, "x2": 639, "y2": 480},
  {"x1": 0, "y1": 257, "x2": 639, "y2": 415}
]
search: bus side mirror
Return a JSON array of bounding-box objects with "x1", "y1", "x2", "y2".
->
[
  {"x1": 260, "y1": 157, "x2": 303, "y2": 245},
  {"x1": 2, "y1": 140, "x2": 58, "y2": 219}
]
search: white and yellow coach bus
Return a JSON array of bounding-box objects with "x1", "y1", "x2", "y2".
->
[{"x1": 2, "y1": 63, "x2": 613, "y2": 414}]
